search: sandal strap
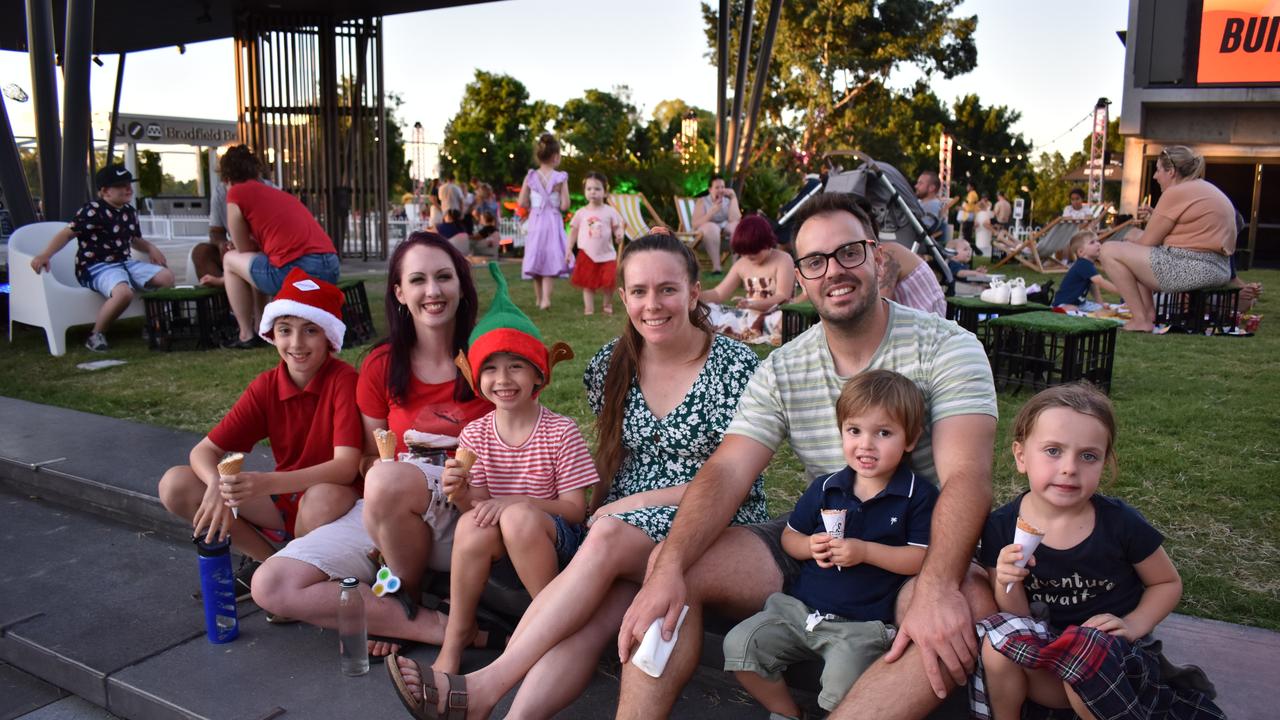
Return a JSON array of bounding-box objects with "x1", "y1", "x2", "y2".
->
[{"x1": 445, "y1": 672, "x2": 468, "y2": 720}]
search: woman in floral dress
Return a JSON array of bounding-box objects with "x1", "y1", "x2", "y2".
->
[{"x1": 388, "y1": 233, "x2": 765, "y2": 719}]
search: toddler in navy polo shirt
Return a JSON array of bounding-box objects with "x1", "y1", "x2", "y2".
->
[{"x1": 723, "y1": 370, "x2": 938, "y2": 718}]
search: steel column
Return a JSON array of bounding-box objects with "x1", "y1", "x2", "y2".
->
[
  {"x1": 715, "y1": 0, "x2": 729, "y2": 173},
  {"x1": 25, "y1": 0, "x2": 61, "y2": 218},
  {"x1": 733, "y1": 0, "x2": 780, "y2": 188},
  {"x1": 0, "y1": 96, "x2": 38, "y2": 227},
  {"x1": 725, "y1": 0, "x2": 754, "y2": 185},
  {"x1": 59, "y1": 0, "x2": 95, "y2": 218},
  {"x1": 105, "y1": 53, "x2": 126, "y2": 165}
]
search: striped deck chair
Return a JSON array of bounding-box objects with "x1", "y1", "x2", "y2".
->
[
  {"x1": 609, "y1": 192, "x2": 668, "y2": 241},
  {"x1": 674, "y1": 195, "x2": 728, "y2": 269},
  {"x1": 673, "y1": 196, "x2": 702, "y2": 250},
  {"x1": 1097, "y1": 218, "x2": 1139, "y2": 243},
  {"x1": 992, "y1": 217, "x2": 1094, "y2": 274},
  {"x1": 606, "y1": 192, "x2": 659, "y2": 258}
]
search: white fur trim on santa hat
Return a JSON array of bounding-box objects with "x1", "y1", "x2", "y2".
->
[{"x1": 259, "y1": 298, "x2": 347, "y2": 352}]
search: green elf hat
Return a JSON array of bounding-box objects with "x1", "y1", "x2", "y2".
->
[{"x1": 464, "y1": 262, "x2": 572, "y2": 397}]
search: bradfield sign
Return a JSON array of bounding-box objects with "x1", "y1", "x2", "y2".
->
[
  {"x1": 111, "y1": 114, "x2": 238, "y2": 146},
  {"x1": 1198, "y1": 0, "x2": 1280, "y2": 84}
]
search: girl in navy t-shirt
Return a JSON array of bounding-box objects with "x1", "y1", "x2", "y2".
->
[{"x1": 976, "y1": 384, "x2": 1223, "y2": 720}]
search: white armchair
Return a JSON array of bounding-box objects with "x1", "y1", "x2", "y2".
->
[{"x1": 7, "y1": 221, "x2": 144, "y2": 356}]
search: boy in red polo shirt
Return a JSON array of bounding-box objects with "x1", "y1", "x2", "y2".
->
[{"x1": 158, "y1": 268, "x2": 362, "y2": 595}]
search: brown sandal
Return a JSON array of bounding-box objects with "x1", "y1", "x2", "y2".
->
[{"x1": 387, "y1": 652, "x2": 469, "y2": 719}]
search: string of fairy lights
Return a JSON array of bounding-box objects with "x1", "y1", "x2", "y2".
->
[
  {"x1": 927, "y1": 139, "x2": 1027, "y2": 164},
  {"x1": 926, "y1": 108, "x2": 1095, "y2": 167}
]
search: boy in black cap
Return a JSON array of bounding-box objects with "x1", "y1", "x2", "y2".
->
[{"x1": 29, "y1": 164, "x2": 175, "y2": 351}]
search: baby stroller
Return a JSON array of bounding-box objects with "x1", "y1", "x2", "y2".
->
[{"x1": 778, "y1": 150, "x2": 953, "y2": 284}]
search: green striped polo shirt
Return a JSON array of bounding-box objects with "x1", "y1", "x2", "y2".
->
[{"x1": 726, "y1": 300, "x2": 997, "y2": 485}]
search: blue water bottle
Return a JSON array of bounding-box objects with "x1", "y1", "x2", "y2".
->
[{"x1": 194, "y1": 536, "x2": 239, "y2": 643}]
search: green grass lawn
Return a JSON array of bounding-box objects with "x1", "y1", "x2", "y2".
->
[{"x1": 2, "y1": 260, "x2": 1277, "y2": 630}]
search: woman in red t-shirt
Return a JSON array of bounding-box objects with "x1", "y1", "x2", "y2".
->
[
  {"x1": 218, "y1": 145, "x2": 341, "y2": 348},
  {"x1": 360, "y1": 232, "x2": 492, "y2": 656}
]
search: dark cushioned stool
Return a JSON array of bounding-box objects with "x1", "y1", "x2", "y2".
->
[
  {"x1": 1153, "y1": 286, "x2": 1240, "y2": 335},
  {"x1": 946, "y1": 296, "x2": 1050, "y2": 352},
  {"x1": 986, "y1": 311, "x2": 1117, "y2": 395},
  {"x1": 780, "y1": 301, "x2": 819, "y2": 344},
  {"x1": 143, "y1": 286, "x2": 233, "y2": 351},
  {"x1": 337, "y1": 278, "x2": 375, "y2": 348}
]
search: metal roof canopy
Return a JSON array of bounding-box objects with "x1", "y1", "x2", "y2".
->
[{"x1": 0, "y1": 1, "x2": 493, "y2": 54}]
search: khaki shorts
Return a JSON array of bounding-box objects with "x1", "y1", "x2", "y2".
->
[
  {"x1": 399, "y1": 456, "x2": 461, "y2": 572},
  {"x1": 723, "y1": 592, "x2": 894, "y2": 711},
  {"x1": 275, "y1": 500, "x2": 378, "y2": 582}
]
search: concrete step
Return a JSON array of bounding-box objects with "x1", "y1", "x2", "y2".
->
[{"x1": 0, "y1": 489, "x2": 767, "y2": 720}]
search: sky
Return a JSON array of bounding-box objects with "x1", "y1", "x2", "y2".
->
[{"x1": 0, "y1": 0, "x2": 1130, "y2": 181}]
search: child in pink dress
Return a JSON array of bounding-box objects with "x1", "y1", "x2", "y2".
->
[
  {"x1": 566, "y1": 172, "x2": 624, "y2": 315},
  {"x1": 518, "y1": 133, "x2": 570, "y2": 310}
]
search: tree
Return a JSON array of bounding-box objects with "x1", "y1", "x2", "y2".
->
[
  {"x1": 702, "y1": 0, "x2": 977, "y2": 160},
  {"x1": 1029, "y1": 151, "x2": 1071, "y2": 226},
  {"x1": 385, "y1": 91, "x2": 413, "y2": 200},
  {"x1": 440, "y1": 71, "x2": 538, "y2": 187},
  {"x1": 557, "y1": 88, "x2": 638, "y2": 160},
  {"x1": 137, "y1": 150, "x2": 163, "y2": 198},
  {"x1": 941, "y1": 93, "x2": 1034, "y2": 198}
]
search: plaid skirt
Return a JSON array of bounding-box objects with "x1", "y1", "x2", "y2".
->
[{"x1": 970, "y1": 613, "x2": 1225, "y2": 720}]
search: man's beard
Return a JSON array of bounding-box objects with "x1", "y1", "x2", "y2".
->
[{"x1": 814, "y1": 272, "x2": 879, "y2": 330}]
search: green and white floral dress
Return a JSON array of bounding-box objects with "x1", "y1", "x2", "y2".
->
[{"x1": 584, "y1": 334, "x2": 768, "y2": 543}]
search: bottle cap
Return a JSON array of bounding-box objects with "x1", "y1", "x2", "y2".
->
[
  {"x1": 340, "y1": 577, "x2": 359, "y2": 589},
  {"x1": 193, "y1": 536, "x2": 232, "y2": 556}
]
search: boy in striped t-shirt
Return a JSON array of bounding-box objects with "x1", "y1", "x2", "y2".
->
[{"x1": 432, "y1": 263, "x2": 597, "y2": 674}]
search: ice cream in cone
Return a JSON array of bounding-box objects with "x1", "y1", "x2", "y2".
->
[
  {"x1": 218, "y1": 453, "x2": 245, "y2": 518},
  {"x1": 447, "y1": 447, "x2": 478, "y2": 504},
  {"x1": 217, "y1": 453, "x2": 244, "y2": 477},
  {"x1": 820, "y1": 508, "x2": 847, "y2": 571},
  {"x1": 820, "y1": 508, "x2": 847, "y2": 539},
  {"x1": 373, "y1": 428, "x2": 397, "y2": 462},
  {"x1": 1007, "y1": 516, "x2": 1046, "y2": 593}
]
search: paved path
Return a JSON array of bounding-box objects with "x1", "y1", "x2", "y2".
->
[{"x1": 0, "y1": 396, "x2": 1274, "y2": 719}]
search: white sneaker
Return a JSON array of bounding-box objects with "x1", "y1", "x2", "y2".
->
[
  {"x1": 1010, "y1": 278, "x2": 1028, "y2": 306},
  {"x1": 981, "y1": 280, "x2": 1011, "y2": 304},
  {"x1": 85, "y1": 332, "x2": 109, "y2": 352}
]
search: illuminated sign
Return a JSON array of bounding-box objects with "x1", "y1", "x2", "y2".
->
[
  {"x1": 1198, "y1": 0, "x2": 1280, "y2": 84},
  {"x1": 111, "y1": 114, "x2": 238, "y2": 146}
]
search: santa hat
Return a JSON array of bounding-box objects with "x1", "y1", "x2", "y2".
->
[
  {"x1": 467, "y1": 262, "x2": 551, "y2": 395},
  {"x1": 258, "y1": 267, "x2": 346, "y2": 352}
]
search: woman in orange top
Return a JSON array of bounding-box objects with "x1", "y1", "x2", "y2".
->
[{"x1": 1100, "y1": 145, "x2": 1235, "y2": 332}]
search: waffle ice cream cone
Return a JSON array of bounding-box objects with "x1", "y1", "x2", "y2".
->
[
  {"x1": 373, "y1": 428, "x2": 397, "y2": 462},
  {"x1": 218, "y1": 453, "x2": 245, "y2": 518},
  {"x1": 1007, "y1": 516, "x2": 1046, "y2": 593},
  {"x1": 447, "y1": 447, "x2": 478, "y2": 504}
]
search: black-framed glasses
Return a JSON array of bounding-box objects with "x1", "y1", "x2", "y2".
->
[{"x1": 794, "y1": 241, "x2": 871, "y2": 280}]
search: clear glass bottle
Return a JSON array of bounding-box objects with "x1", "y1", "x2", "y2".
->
[{"x1": 337, "y1": 577, "x2": 369, "y2": 676}]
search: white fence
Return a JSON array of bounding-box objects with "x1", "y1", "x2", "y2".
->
[{"x1": 131, "y1": 212, "x2": 527, "y2": 268}]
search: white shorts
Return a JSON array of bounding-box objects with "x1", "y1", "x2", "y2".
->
[{"x1": 275, "y1": 500, "x2": 378, "y2": 582}]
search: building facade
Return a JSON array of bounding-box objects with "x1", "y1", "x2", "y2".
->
[{"x1": 1119, "y1": 0, "x2": 1280, "y2": 268}]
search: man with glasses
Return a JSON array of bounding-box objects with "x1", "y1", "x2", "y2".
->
[{"x1": 616, "y1": 192, "x2": 998, "y2": 719}]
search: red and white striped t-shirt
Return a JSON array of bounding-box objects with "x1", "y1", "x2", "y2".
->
[{"x1": 459, "y1": 407, "x2": 598, "y2": 499}]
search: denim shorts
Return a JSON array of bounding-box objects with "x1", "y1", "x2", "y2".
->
[
  {"x1": 249, "y1": 252, "x2": 340, "y2": 295},
  {"x1": 86, "y1": 260, "x2": 166, "y2": 297},
  {"x1": 553, "y1": 516, "x2": 586, "y2": 568}
]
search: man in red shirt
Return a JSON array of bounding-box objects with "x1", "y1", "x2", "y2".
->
[{"x1": 158, "y1": 269, "x2": 361, "y2": 597}]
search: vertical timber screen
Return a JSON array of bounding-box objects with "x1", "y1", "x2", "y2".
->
[{"x1": 234, "y1": 15, "x2": 389, "y2": 261}]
